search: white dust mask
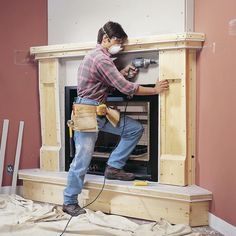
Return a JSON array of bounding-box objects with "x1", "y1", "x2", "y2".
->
[{"x1": 108, "y1": 44, "x2": 123, "y2": 55}]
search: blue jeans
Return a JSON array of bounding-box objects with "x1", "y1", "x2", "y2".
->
[{"x1": 63, "y1": 97, "x2": 144, "y2": 205}]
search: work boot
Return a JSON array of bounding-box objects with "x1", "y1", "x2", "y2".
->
[
  {"x1": 104, "y1": 165, "x2": 135, "y2": 181},
  {"x1": 62, "y1": 204, "x2": 86, "y2": 216}
]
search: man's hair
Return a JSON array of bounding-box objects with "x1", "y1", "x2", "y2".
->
[{"x1": 97, "y1": 21, "x2": 128, "y2": 44}]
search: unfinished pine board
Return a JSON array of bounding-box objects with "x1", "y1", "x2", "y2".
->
[
  {"x1": 18, "y1": 168, "x2": 212, "y2": 226},
  {"x1": 159, "y1": 49, "x2": 188, "y2": 186},
  {"x1": 11, "y1": 121, "x2": 24, "y2": 194},
  {"x1": 0, "y1": 119, "x2": 9, "y2": 187},
  {"x1": 158, "y1": 48, "x2": 197, "y2": 186},
  {"x1": 187, "y1": 49, "x2": 197, "y2": 185},
  {"x1": 39, "y1": 59, "x2": 61, "y2": 171},
  {"x1": 189, "y1": 201, "x2": 209, "y2": 226},
  {"x1": 86, "y1": 187, "x2": 209, "y2": 226},
  {"x1": 30, "y1": 33, "x2": 205, "y2": 59},
  {"x1": 22, "y1": 180, "x2": 89, "y2": 208}
]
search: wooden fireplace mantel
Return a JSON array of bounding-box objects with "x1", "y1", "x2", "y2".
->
[
  {"x1": 30, "y1": 32, "x2": 205, "y2": 186},
  {"x1": 31, "y1": 32, "x2": 204, "y2": 59},
  {"x1": 18, "y1": 33, "x2": 212, "y2": 226}
]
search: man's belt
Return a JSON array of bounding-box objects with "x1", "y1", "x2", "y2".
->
[{"x1": 67, "y1": 104, "x2": 120, "y2": 132}]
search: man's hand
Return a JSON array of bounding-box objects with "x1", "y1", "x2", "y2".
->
[
  {"x1": 120, "y1": 64, "x2": 138, "y2": 78},
  {"x1": 154, "y1": 80, "x2": 169, "y2": 94}
]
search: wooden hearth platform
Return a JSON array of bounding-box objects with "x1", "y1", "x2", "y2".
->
[{"x1": 18, "y1": 168, "x2": 212, "y2": 226}]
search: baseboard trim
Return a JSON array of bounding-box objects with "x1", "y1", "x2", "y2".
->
[
  {"x1": 209, "y1": 213, "x2": 236, "y2": 236},
  {"x1": 0, "y1": 186, "x2": 23, "y2": 195}
]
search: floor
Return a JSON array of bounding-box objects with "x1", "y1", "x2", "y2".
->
[
  {"x1": 192, "y1": 226, "x2": 224, "y2": 236},
  {"x1": 1, "y1": 193, "x2": 224, "y2": 236},
  {"x1": 130, "y1": 218, "x2": 224, "y2": 236}
]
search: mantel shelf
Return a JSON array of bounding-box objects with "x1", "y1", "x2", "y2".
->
[{"x1": 30, "y1": 32, "x2": 205, "y2": 60}]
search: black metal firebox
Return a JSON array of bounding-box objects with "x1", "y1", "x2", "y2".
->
[{"x1": 65, "y1": 86, "x2": 159, "y2": 181}]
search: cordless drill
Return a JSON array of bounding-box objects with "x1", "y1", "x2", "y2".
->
[{"x1": 127, "y1": 57, "x2": 158, "y2": 79}]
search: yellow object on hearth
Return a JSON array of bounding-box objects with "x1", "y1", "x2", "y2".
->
[{"x1": 133, "y1": 181, "x2": 149, "y2": 186}]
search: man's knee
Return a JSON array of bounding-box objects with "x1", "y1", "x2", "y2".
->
[
  {"x1": 137, "y1": 122, "x2": 144, "y2": 135},
  {"x1": 132, "y1": 121, "x2": 144, "y2": 137}
]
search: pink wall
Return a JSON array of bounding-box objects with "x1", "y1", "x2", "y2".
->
[
  {"x1": 1, "y1": 0, "x2": 235, "y2": 227},
  {"x1": 195, "y1": 0, "x2": 236, "y2": 226},
  {"x1": 0, "y1": 0, "x2": 47, "y2": 186}
]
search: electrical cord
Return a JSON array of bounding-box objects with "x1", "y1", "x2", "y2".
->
[{"x1": 60, "y1": 100, "x2": 129, "y2": 236}]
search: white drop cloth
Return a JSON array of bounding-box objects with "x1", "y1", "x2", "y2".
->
[{"x1": 0, "y1": 194, "x2": 200, "y2": 236}]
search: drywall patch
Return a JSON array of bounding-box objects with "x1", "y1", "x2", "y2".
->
[
  {"x1": 228, "y1": 19, "x2": 236, "y2": 36},
  {"x1": 14, "y1": 50, "x2": 34, "y2": 65},
  {"x1": 202, "y1": 42, "x2": 216, "y2": 54}
]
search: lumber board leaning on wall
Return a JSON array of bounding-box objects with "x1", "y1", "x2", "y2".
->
[
  {"x1": 11, "y1": 121, "x2": 24, "y2": 194},
  {"x1": 0, "y1": 119, "x2": 9, "y2": 187}
]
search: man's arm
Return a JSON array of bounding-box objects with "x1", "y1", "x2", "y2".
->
[
  {"x1": 120, "y1": 64, "x2": 169, "y2": 95},
  {"x1": 135, "y1": 80, "x2": 169, "y2": 95},
  {"x1": 97, "y1": 59, "x2": 139, "y2": 96}
]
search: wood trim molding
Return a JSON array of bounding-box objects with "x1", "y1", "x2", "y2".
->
[{"x1": 30, "y1": 32, "x2": 205, "y2": 59}]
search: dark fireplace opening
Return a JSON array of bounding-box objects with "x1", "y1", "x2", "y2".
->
[
  {"x1": 94, "y1": 132, "x2": 148, "y2": 156},
  {"x1": 65, "y1": 86, "x2": 159, "y2": 181}
]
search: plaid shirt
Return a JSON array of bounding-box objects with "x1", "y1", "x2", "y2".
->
[{"x1": 77, "y1": 44, "x2": 139, "y2": 103}]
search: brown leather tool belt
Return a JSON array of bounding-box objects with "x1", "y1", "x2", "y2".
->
[{"x1": 68, "y1": 104, "x2": 120, "y2": 132}]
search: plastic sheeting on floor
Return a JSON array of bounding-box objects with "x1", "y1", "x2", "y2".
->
[{"x1": 0, "y1": 194, "x2": 200, "y2": 236}]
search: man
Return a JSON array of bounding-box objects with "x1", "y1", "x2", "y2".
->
[{"x1": 63, "y1": 21, "x2": 169, "y2": 216}]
